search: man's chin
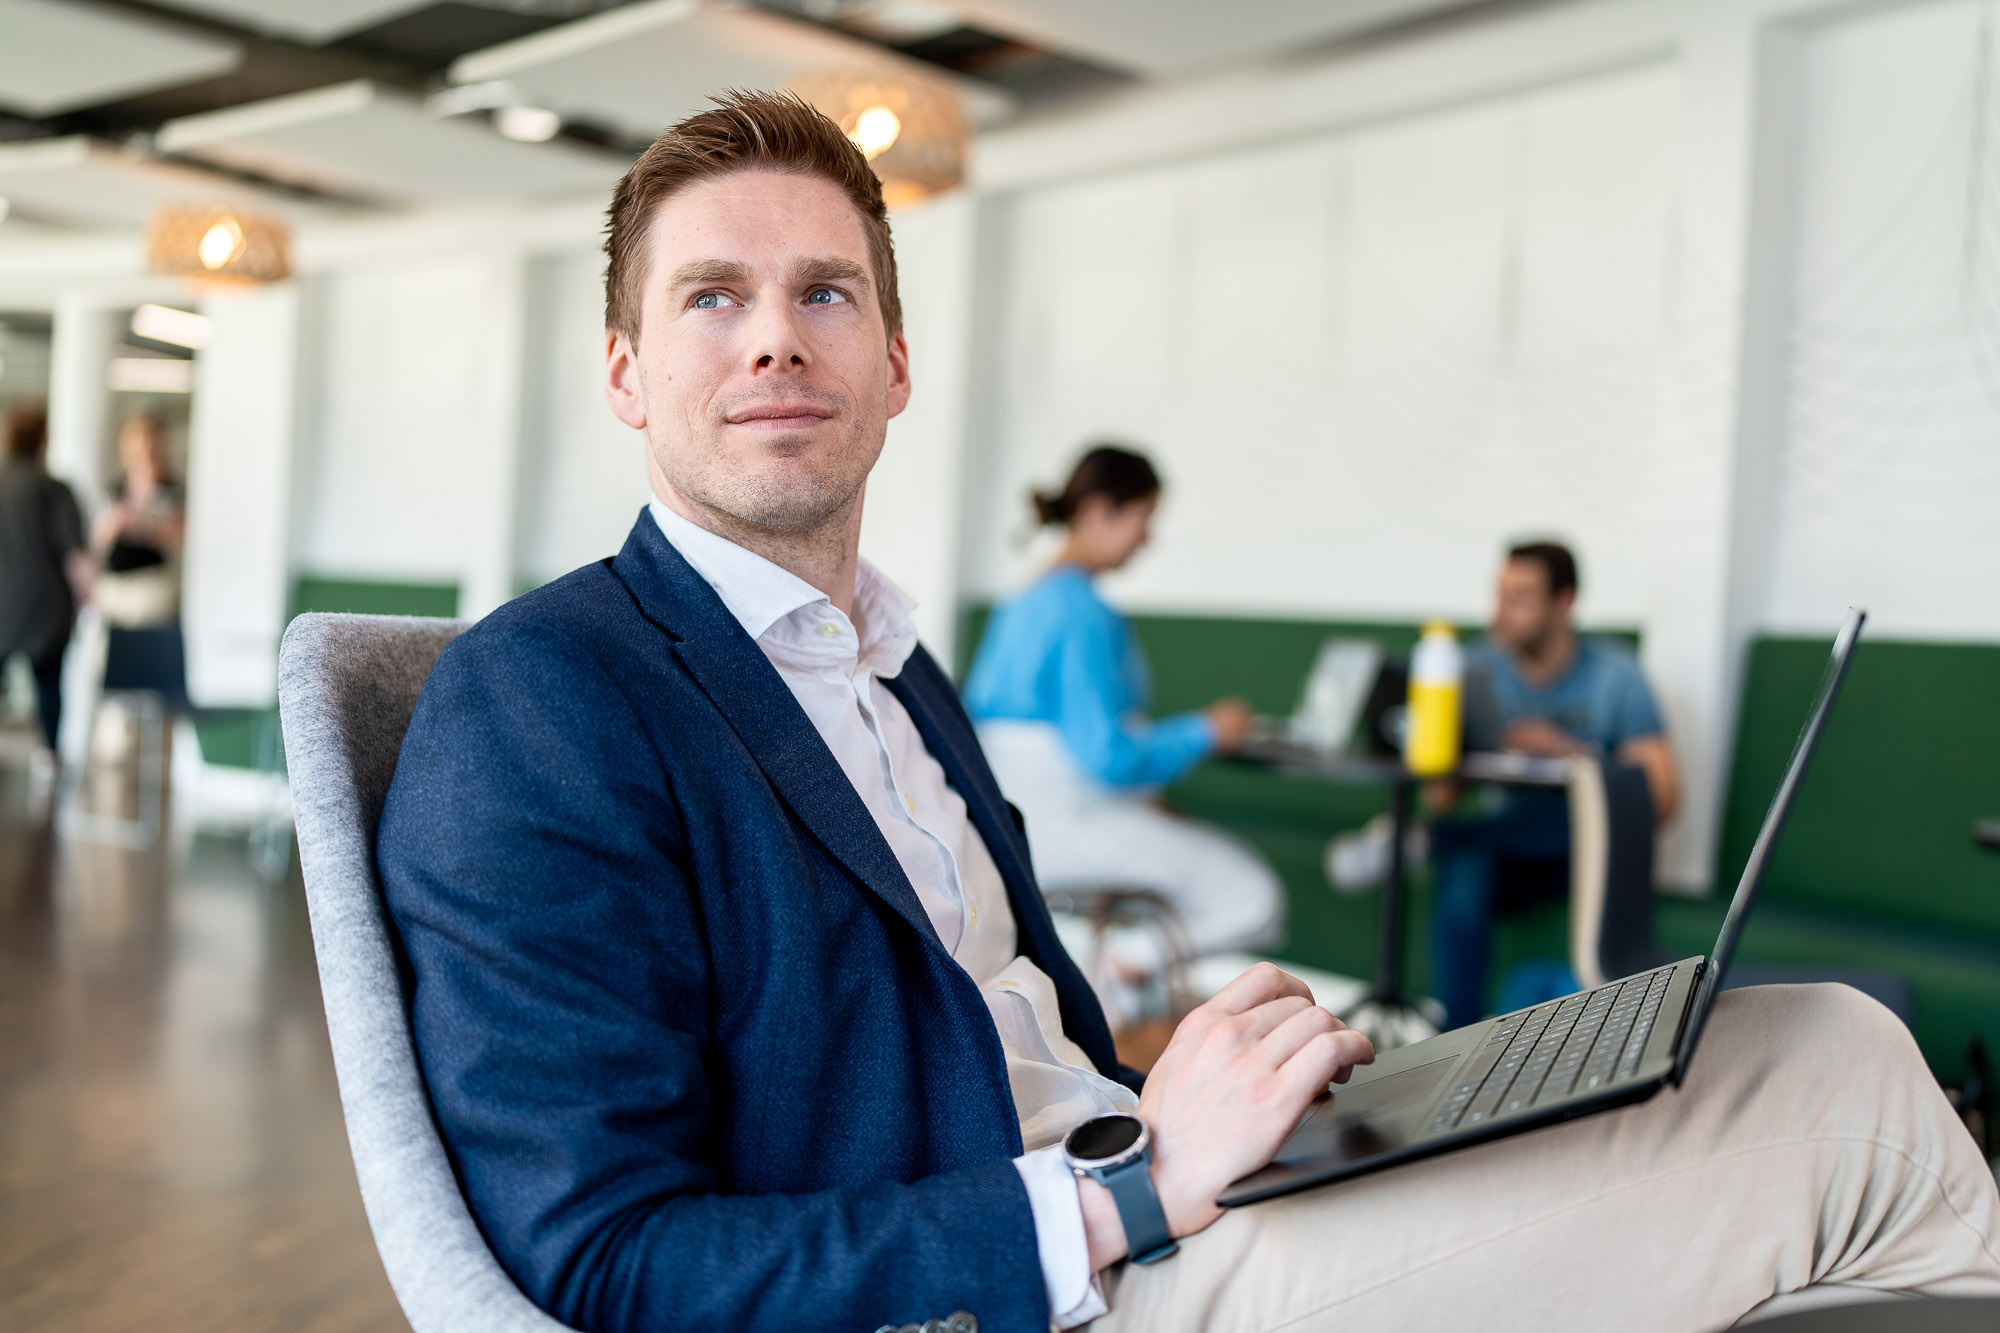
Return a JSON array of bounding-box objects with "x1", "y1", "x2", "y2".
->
[{"x1": 696, "y1": 469, "x2": 860, "y2": 536}]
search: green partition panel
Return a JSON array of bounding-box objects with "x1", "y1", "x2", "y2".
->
[
  {"x1": 1717, "y1": 636, "x2": 2000, "y2": 935},
  {"x1": 291, "y1": 576, "x2": 460, "y2": 620},
  {"x1": 958, "y1": 602, "x2": 1637, "y2": 706}
]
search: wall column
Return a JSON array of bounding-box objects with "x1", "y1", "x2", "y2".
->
[
  {"x1": 46, "y1": 293, "x2": 119, "y2": 508},
  {"x1": 184, "y1": 283, "x2": 300, "y2": 708}
]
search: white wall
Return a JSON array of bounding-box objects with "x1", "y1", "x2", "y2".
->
[
  {"x1": 294, "y1": 249, "x2": 525, "y2": 617},
  {"x1": 964, "y1": 61, "x2": 1684, "y2": 626},
  {"x1": 183, "y1": 284, "x2": 297, "y2": 706},
  {"x1": 0, "y1": 319, "x2": 52, "y2": 408},
  {"x1": 1766, "y1": 0, "x2": 2000, "y2": 639},
  {"x1": 863, "y1": 191, "x2": 979, "y2": 662},
  {"x1": 515, "y1": 249, "x2": 651, "y2": 588}
]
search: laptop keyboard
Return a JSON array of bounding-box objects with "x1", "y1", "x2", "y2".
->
[{"x1": 1427, "y1": 967, "x2": 1678, "y2": 1135}]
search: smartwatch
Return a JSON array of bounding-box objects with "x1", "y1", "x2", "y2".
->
[{"x1": 1062, "y1": 1113, "x2": 1178, "y2": 1265}]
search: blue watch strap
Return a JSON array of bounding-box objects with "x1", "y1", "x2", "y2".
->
[{"x1": 1101, "y1": 1154, "x2": 1178, "y2": 1265}]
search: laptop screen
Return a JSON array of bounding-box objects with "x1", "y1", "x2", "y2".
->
[{"x1": 1672, "y1": 608, "x2": 1867, "y2": 1084}]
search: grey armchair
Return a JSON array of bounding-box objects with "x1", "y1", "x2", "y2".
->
[{"x1": 278, "y1": 612, "x2": 575, "y2": 1333}]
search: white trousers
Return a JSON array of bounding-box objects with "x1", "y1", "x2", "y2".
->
[
  {"x1": 1093, "y1": 984, "x2": 2000, "y2": 1332},
  {"x1": 977, "y1": 722, "x2": 1285, "y2": 957}
]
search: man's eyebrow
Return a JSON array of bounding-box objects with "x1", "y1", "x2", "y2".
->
[
  {"x1": 666, "y1": 259, "x2": 751, "y2": 288},
  {"x1": 791, "y1": 256, "x2": 871, "y2": 289}
]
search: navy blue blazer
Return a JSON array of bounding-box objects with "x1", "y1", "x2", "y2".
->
[{"x1": 377, "y1": 512, "x2": 1142, "y2": 1333}]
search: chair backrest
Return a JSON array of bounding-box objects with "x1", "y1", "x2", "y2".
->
[
  {"x1": 278, "y1": 613, "x2": 575, "y2": 1333},
  {"x1": 1566, "y1": 759, "x2": 1662, "y2": 988}
]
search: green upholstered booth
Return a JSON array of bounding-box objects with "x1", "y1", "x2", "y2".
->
[{"x1": 957, "y1": 606, "x2": 2000, "y2": 1078}]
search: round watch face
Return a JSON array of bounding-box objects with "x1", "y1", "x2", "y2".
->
[{"x1": 1066, "y1": 1113, "x2": 1144, "y2": 1163}]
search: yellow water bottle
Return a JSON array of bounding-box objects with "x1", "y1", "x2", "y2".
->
[{"x1": 1404, "y1": 621, "x2": 1463, "y2": 777}]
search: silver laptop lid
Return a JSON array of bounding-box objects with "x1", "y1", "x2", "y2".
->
[{"x1": 1672, "y1": 608, "x2": 1867, "y2": 1085}]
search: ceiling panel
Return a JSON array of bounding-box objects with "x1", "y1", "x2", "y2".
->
[
  {"x1": 449, "y1": 0, "x2": 1009, "y2": 142},
  {"x1": 940, "y1": 0, "x2": 1496, "y2": 75},
  {"x1": 156, "y1": 80, "x2": 629, "y2": 207},
  {"x1": 149, "y1": 0, "x2": 430, "y2": 44},
  {"x1": 0, "y1": 135, "x2": 319, "y2": 230},
  {"x1": 0, "y1": 0, "x2": 242, "y2": 117}
]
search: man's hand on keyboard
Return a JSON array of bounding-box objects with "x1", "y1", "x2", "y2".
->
[{"x1": 1087, "y1": 963, "x2": 1373, "y2": 1262}]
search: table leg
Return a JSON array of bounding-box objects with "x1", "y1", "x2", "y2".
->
[
  {"x1": 1340, "y1": 778, "x2": 1438, "y2": 1050},
  {"x1": 1374, "y1": 777, "x2": 1412, "y2": 1000}
]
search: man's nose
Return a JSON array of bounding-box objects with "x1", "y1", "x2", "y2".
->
[{"x1": 745, "y1": 294, "x2": 809, "y2": 372}]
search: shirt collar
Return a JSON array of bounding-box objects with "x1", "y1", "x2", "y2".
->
[{"x1": 648, "y1": 498, "x2": 919, "y2": 677}]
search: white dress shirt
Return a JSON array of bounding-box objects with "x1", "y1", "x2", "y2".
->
[{"x1": 651, "y1": 501, "x2": 1134, "y2": 1327}]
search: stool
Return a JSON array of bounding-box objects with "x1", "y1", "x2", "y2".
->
[{"x1": 1042, "y1": 886, "x2": 1198, "y2": 1026}]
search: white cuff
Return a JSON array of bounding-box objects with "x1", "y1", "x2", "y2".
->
[{"x1": 1013, "y1": 1145, "x2": 1110, "y2": 1328}]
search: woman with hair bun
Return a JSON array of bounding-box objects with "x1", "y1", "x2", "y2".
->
[{"x1": 964, "y1": 445, "x2": 1285, "y2": 1000}]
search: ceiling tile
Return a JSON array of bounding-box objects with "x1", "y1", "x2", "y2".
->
[
  {"x1": 148, "y1": 0, "x2": 432, "y2": 45},
  {"x1": 0, "y1": 0, "x2": 242, "y2": 117},
  {"x1": 940, "y1": 0, "x2": 1495, "y2": 76},
  {"x1": 0, "y1": 135, "x2": 317, "y2": 230},
  {"x1": 449, "y1": 0, "x2": 1009, "y2": 141},
  {"x1": 156, "y1": 80, "x2": 629, "y2": 207}
]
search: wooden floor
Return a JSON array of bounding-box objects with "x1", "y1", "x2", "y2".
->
[{"x1": 0, "y1": 752, "x2": 407, "y2": 1331}]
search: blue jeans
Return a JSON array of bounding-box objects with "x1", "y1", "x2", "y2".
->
[{"x1": 1429, "y1": 797, "x2": 1571, "y2": 1029}]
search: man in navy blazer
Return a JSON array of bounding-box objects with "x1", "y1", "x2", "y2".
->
[{"x1": 378, "y1": 92, "x2": 2000, "y2": 1333}]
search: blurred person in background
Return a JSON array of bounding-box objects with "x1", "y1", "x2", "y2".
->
[
  {"x1": 0, "y1": 403, "x2": 89, "y2": 783},
  {"x1": 90, "y1": 415, "x2": 184, "y2": 629},
  {"x1": 965, "y1": 445, "x2": 1285, "y2": 999},
  {"x1": 1331, "y1": 540, "x2": 1678, "y2": 1028}
]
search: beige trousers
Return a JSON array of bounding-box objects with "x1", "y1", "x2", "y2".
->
[{"x1": 1094, "y1": 985, "x2": 2000, "y2": 1333}]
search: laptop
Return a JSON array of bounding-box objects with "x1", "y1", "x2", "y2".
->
[
  {"x1": 1276, "y1": 638, "x2": 1506, "y2": 759},
  {"x1": 1220, "y1": 608, "x2": 1867, "y2": 1208}
]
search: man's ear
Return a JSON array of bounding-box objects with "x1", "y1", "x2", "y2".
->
[
  {"x1": 605, "y1": 328, "x2": 647, "y2": 431},
  {"x1": 884, "y1": 332, "x2": 912, "y2": 420}
]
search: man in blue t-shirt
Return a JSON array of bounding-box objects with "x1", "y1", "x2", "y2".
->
[{"x1": 1437, "y1": 541, "x2": 1678, "y2": 1028}]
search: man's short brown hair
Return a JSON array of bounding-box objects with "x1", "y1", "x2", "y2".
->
[
  {"x1": 4, "y1": 402, "x2": 48, "y2": 462},
  {"x1": 604, "y1": 89, "x2": 902, "y2": 343}
]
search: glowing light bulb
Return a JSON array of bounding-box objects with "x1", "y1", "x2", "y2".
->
[
  {"x1": 497, "y1": 105, "x2": 560, "y2": 143},
  {"x1": 198, "y1": 217, "x2": 245, "y2": 271},
  {"x1": 851, "y1": 105, "x2": 901, "y2": 160}
]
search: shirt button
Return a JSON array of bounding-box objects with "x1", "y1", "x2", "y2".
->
[
  {"x1": 818, "y1": 621, "x2": 839, "y2": 637},
  {"x1": 902, "y1": 791, "x2": 915, "y2": 813}
]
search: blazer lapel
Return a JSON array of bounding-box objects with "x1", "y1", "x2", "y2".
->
[{"x1": 610, "y1": 514, "x2": 943, "y2": 953}]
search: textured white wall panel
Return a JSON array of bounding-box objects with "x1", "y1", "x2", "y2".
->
[{"x1": 1772, "y1": 0, "x2": 2000, "y2": 640}]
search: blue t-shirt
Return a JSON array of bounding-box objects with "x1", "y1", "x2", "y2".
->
[
  {"x1": 1468, "y1": 636, "x2": 1664, "y2": 756},
  {"x1": 963, "y1": 566, "x2": 1215, "y2": 789}
]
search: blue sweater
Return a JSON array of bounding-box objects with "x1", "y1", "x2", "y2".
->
[{"x1": 963, "y1": 566, "x2": 1214, "y2": 789}]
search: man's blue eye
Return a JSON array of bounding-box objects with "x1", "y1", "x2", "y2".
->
[
  {"x1": 807, "y1": 288, "x2": 841, "y2": 305},
  {"x1": 695, "y1": 292, "x2": 721, "y2": 309}
]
